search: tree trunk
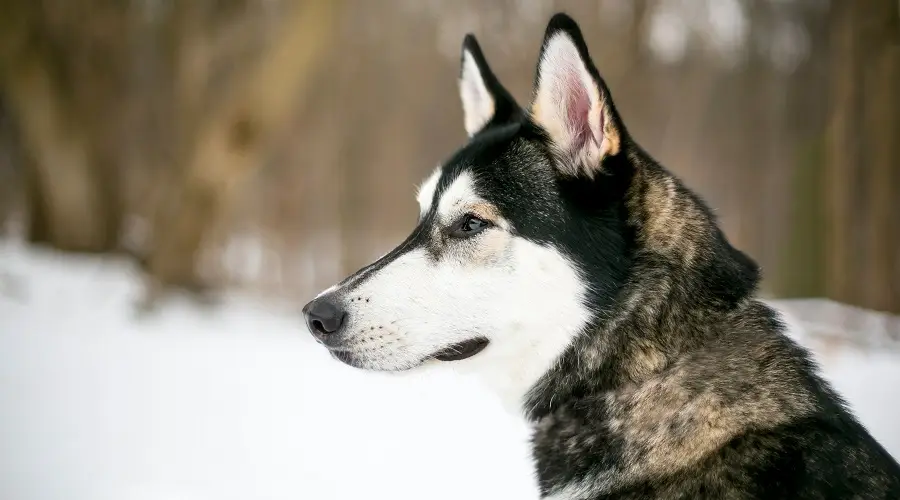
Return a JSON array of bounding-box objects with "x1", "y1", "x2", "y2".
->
[
  {"x1": 825, "y1": 0, "x2": 900, "y2": 314},
  {"x1": 0, "y1": 0, "x2": 122, "y2": 253},
  {"x1": 825, "y1": 1, "x2": 860, "y2": 307},
  {"x1": 2, "y1": 57, "x2": 120, "y2": 252},
  {"x1": 143, "y1": 0, "x2": 340, "y2": 295},
  {"x1": 775, "y1": 6, "x2": 830, "y2": 299},
  {"x1": 861, "y1": 1, "x2": 900, "y2": 312}
]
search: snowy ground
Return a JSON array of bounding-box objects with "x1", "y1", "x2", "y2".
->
[{"x1": 1, "y1": 240, "x2": 898, "y2": 500}]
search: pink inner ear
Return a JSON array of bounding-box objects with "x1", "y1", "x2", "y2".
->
[{"x1": 564, "y1": 69, "x2": 597, "y2": 151}]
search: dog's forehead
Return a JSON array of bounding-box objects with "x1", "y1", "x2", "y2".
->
[
  {"x1": 437, "y1": 170, "x2": 483, "y2": 216},
  {"x1": 417, "y1": 127, "x2": 539, "y2": 219},
  {"x1": 417, "y1": 167, "x2": 485, "y2": 218}
]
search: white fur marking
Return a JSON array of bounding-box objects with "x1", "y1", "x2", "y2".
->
[
  {"x1": 544, "y1": 474, "x2": 614, "y2": 500},
  {"x1": 543, "y1": 481, "x2": 593, "y2": 500},
  {"x1": 329, "y1": 171, "x2": 592, "y2": 415},
  {"x1": 416, "y1": 166, "x2": 442, "y2": 216},
  {"x1": 460, "y1": 50, "x2": 496, "y2": 137},
  {"x1": 436, "y1": 171, "x2": 481, "y2": 224}
]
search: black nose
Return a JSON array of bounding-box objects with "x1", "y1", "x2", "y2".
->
[{"x1": 302, "y1": 297, "x2": 347, "y2": 338}]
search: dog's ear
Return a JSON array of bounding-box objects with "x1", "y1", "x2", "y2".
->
[
  {"x1": 459, "y1": 34, "x2": 521, "y2": 137},
  {"x1": 530, "y1": 13, "x2": 622, "y2": 176}
]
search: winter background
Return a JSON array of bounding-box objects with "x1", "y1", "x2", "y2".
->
[
  {"x1": 1, "y1": 240, "x2": 899, "y2": 500},
  {"x1": 1, "y1": 1, "x2": 899, "y2": 500}
]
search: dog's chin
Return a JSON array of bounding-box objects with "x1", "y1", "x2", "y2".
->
[
  {"x1": 327, "y1": 348, "x2": 419, "y2": 372},
  {"x1": 327, "y1": 337, "x2": 490, "y2": 371},
  {"x1": 328, "y1": 349, "x2": 365, "y2": 368}
]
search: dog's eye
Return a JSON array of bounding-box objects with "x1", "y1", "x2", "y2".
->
[{"x1": 450, "y1": 214, "x2": 491, "y2": 238}]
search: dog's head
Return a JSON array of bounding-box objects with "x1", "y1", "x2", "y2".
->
[{"x1": 303, "y1": 14, "x2": 635, "y2": 404}]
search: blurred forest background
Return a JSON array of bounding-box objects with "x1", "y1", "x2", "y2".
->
[{"x1": 0, "y1": 0, "x2": 897, "y2": 313}]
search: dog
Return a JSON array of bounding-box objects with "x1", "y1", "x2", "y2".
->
[{"x1": 302, "y1": 13, "x2": 900, "y2": 499}]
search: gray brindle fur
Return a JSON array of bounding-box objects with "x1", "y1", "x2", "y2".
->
[{"x1": 303, "y1": 13, "x2": 900, "y2": 499}]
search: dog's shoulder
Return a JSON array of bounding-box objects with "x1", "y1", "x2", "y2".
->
[
  {"x1": 714, "y1": 305, "x2": 900, "y2": 498},
  {"x1": 633, "y1": 301, "x2": 900, "y2": 497},
  {"x1": 613, "y1": 413, "x2": 900, "y2": 499},
  {"x1": 534, "y1": 300, "x2": 900, "y2": 499},
  {"x1": 738, "y1": 414, "x2": 900, "y2": 498}
]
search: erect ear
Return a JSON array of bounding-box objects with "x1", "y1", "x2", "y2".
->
[
  {"x1": 459, "y1": 34, "x2": 521, "y2": 137},
  {"x1": 530, "y1": 13, "x2": 622, "y2": 176}
]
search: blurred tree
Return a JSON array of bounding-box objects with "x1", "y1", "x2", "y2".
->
[
  {"x1": 0, "y1": 0, "x2": 896, "y2": 313},
  {"x1": 0, "y1": 94, "x2": 23, "y2": 233},
  {"x1": 0, "y1": 0, "x2": 339, "y2": 303},
  {"x1": 776, "y1": 2, "x2": 830, "y2": 300},
  {"x1": 142, "y1": 0, "x2": 340, "y2": 299},
  {"x1": 0, "y1": 0, "x2": 126, "y2": 252},
  {"x1": 826, "y1": 0, "x2": 900, "y2": 314}
]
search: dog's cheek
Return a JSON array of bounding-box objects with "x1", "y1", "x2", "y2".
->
[{"x1": 451, "y1": 230, "x2": 512, "y2": 267}]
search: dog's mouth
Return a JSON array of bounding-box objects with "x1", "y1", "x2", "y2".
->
[
  {"x1": 325, "y1": 337, "x2": 490, "y2": 370},
  {"x1": 430, "y1": 337, "x2": 490, "y2": 362}
]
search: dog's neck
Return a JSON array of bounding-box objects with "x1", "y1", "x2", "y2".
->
[
  {"x1": 447, "y1": 310, "x2": 594, "y2": 418},
  {"x1": 521, "y1": 155, "x2": 761, "y2": 421},
  {"x1": 443, "y1": 154, "x2": 761, "y2": 420}
]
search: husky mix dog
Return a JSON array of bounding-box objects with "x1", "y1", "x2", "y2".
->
[{"x1": 302, "y1": 13, "x2": 900, "y2": 499}]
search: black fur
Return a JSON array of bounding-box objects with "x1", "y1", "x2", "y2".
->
[{"x1": 448, "y1": 12, "x2": 900, "y2": 500}]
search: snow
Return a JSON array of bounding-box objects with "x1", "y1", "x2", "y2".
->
[{"x1": 1, "y1": 240, "x2": 898, "y2": 500}]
